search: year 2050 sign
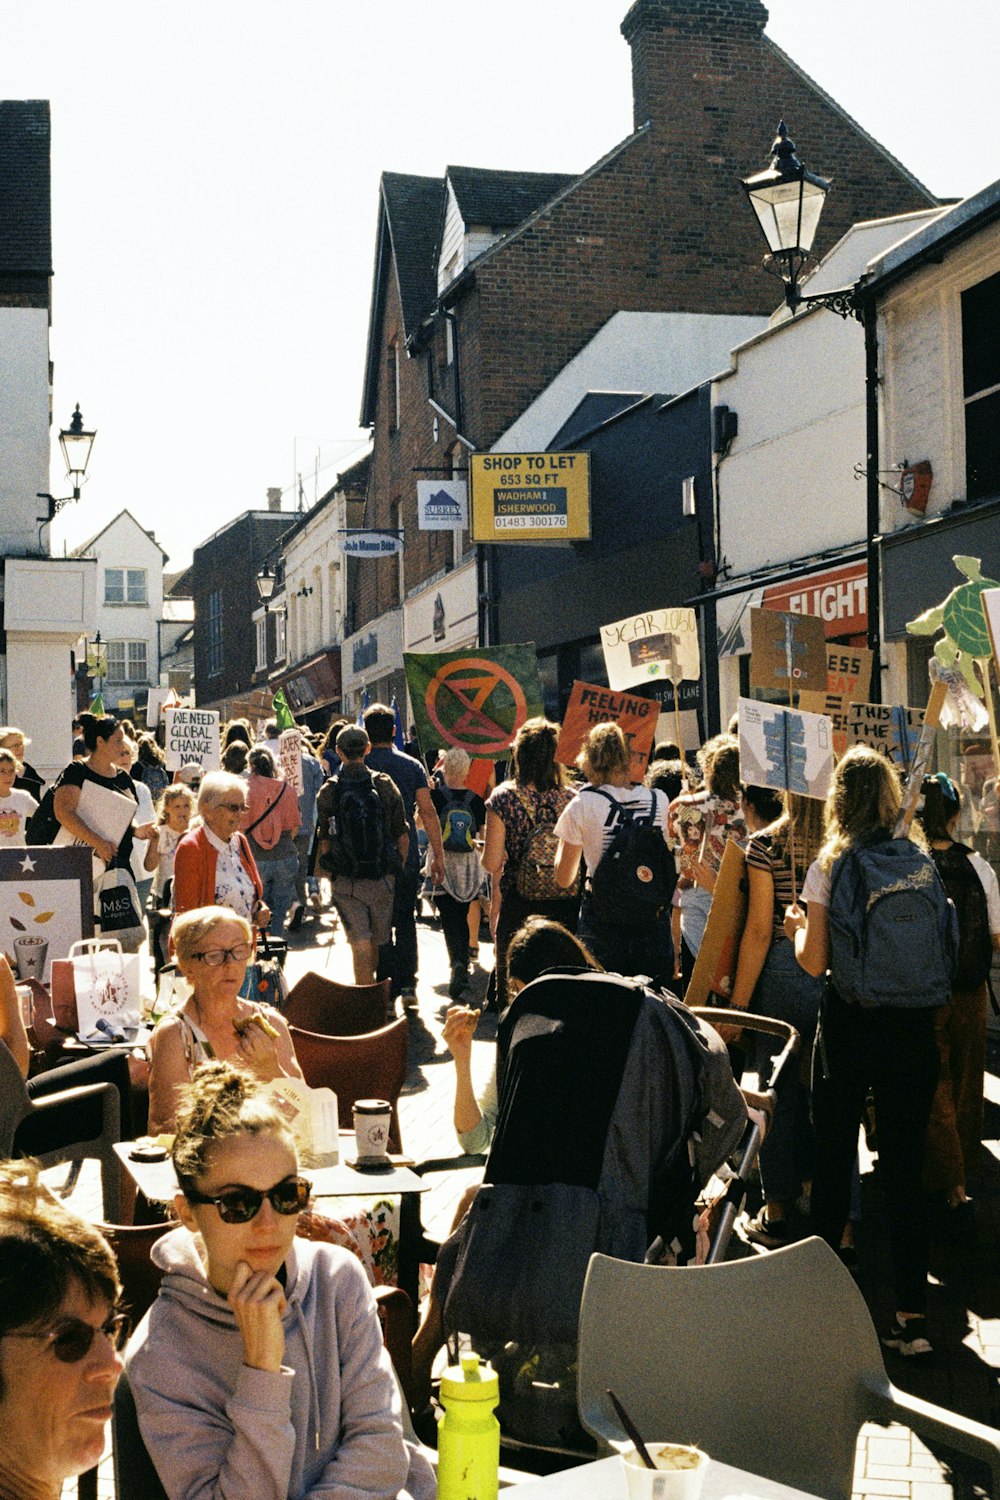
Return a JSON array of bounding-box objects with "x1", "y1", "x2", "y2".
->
[{"x1": 470, "y1": 452, "x2": 590, "y2": 543}]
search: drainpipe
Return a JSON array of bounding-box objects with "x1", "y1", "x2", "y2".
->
[{"x1": 863, "y1": 297, "x2": 882, "y2": 703}]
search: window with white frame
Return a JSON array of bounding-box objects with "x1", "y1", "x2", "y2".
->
[
  {"x1": 255, "y1": 616, "x2": 267, "y2": 673},
  {"x1": 388, "y1": 341, "x2": 400, "y2": 430},
  {"x1": 206, "y1": 589, "x2": 223, "y2": 676},
  {"x1": 106, "y1": 640, "x2": 148, "y2": 683},
  {"x1": 104, "y1": 568, "x2": 147, "y2": 605},
  {"x1": 962, "y1": 269, "x2": 1000, "y2": 501},
  {"x1": 274, "y1": 608, "x2": 286, "y2": 661}
]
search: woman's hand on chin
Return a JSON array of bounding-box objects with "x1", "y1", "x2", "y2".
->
[{"x1": 228, "y1": 1262, "x2": 286, "y2": 1372}]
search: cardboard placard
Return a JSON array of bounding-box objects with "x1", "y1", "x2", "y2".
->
[
  {"x1": 983, "y1": 587, "x2": 1000, "y2": 671},
  {"x1": 600, "y1": 606, "x2": 700, "y2": 693},
  {"x1": 894, "y1": 680, "x2": 948, "y2": 837},
  {"x1": 555, "y1": 681, "x2": 658, "y2": 782},
  {"x1": 738, "y1": 698, "x2": 835, "y2": 801},
  {"x1": 799, "y1": 645, "x2": 874, "y2": 755},
  {"x1": 279, "y1": 729, "x2": 304, "y2": 798},
  {"x1": 846, "y1": 702, "x2": 925, "y2": 768},
  {"x1": 749, "y1": 608, "x2": 828, "y2": 693},
  {"x1": 164, "y1": 709, "x2": 221, "y2": 771},
  {"x1": 685, "y1": 841, "x2": 748, "y2": 1008}
]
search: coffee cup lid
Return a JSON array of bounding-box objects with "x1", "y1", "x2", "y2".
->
[{"x1": 354, "y1": 1098, "x2": 391, "y2": 1115}]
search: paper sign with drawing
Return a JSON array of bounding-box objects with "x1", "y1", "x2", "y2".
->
[{"x1": 738, "y1": 699, "x2": 834, "y2": 801}]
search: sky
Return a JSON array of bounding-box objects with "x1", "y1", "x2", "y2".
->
[{"x1": 3, "y1": 0, "x2": 999, "y2": 571}]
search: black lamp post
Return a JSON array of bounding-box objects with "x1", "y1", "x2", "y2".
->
[
  {"x1": 37, "y1": 404, "x2": 98, "y2": 520},
  {"x1": 740, "y1": 122, "x2": 882, "y2": 695},
  {"x1": 256, "y1": 564, "x2": 276, "y2": 614},
  {"x1": 741, "y1": 123, "x2": 859, "y2": 319}
]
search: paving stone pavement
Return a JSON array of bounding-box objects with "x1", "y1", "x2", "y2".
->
[{"x1": 50, "y1": 908, "x2": 1000, "y2": 1497}]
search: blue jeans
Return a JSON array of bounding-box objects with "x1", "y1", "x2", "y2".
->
[
  {"x1": 750, "y1": 938, "x2": 824, "y2": 1204},
  {"x1": 257, "y1": 853, "x2": 300, "y2": 939}
]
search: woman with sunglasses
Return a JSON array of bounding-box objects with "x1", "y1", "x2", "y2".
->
[
  {"x1": 0, "y1": 1160, "x2": 125, "y2": 1499},
  {"x1": 148, "y1": 906, "x2": 302, "y2": 1135},
  {"x1": 126, "y1": 1061, "x2": 434, "y2": 1500}
]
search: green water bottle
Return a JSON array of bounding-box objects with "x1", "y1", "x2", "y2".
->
[{"x1": 437, "y1": 1354, "x2": 500, "y2": 1500}]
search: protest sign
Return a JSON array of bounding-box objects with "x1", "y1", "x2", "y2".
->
[
  {"x1": 145, "y1": 687, "x2": 183, "y2": 726},
  {"x1": 164, "y1": 708, "x2": 221, "y2": 770},
  {"x1": 749, "y1": 608, "x2": 827, "y2": 695},
  {"x1": 279, "y1": 729, "x2": 304, "y2": 797},
  {"x1": 655, "y1": 709, "x2": 700, "y2": 753},
  {"x1": 556, "y1": 681, "x2": 657, "y2": 781},
  {"x1": 403, "y1": 646, "x2": 544, "y2": 762},
  {"x1": 799, "y1": 645, "x2": 874, "y2": 755},
  {"x1": 894, "y1": 680, "x2": 948, "y2": 837},
  {"x1": 845, "y1": 702, "x2": 925, "y2": 768},
  {"x1": 738, "y1": 698, "x2": 834, "y2": 801},
  {"x1": 984, "y1": 588, "x2": 1000, "y2": 673},
  {"x1": 685, "y1": 842, "x2": 748, "y2": 1009},
  {"x1": 600, "y1": 605, "x2": 700, "y2": 693},
  {"x1": 0, "y1": 847, "x2": 94, "y2": 985}
]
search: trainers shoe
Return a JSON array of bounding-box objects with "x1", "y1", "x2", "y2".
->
[
  {"x1": 882, "y1": 1316, "x2": 933, "y2": 1357},
  {"x1": 744, "y1": 1210, "x2": 790, "y2": 1249},
  {"x1": 400, "y1": 987, "x2": 419, "y2": 1011},
  {"x1": 287, "y1": 902, "x2": 304, "y2": 933},
  {"x1": 448, "y1": 965, "x2": 469, "y2": 999},
  {"x1": 308, "y1": 889, "x2": 323, "y2": 911}
]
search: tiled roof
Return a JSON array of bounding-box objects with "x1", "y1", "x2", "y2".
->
[
  {"x1": 381, "y1": 173, "x2": 445, "y2": 341},
  {"x1": 0, "y1": 101, "x2": 51, "y2": 275},
  {"x1": 446, "y1": 166, "x2": 577, "y2": 229}
]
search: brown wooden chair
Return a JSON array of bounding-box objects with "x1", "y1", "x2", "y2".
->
[
  {"x1": 289, "y1": 1017, "x2": 409, "y2": 1152},
  {"x1": 284, "y1": 973, "x2": 391, "y2": 1036}
]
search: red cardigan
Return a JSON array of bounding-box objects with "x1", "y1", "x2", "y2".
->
[{"x1": 172, "y1": 826, "x2": 263, "y2": 918}]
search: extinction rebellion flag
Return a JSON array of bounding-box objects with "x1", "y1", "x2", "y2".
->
[{"x1": 403, "y1": 646, "x2": 544, "y2": 761}]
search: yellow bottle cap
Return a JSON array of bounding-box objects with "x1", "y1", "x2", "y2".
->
[{"x1": 439, "y1": 1356, "x2": 500, "y2": 1402}]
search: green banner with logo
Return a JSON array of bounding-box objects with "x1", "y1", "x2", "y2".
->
[{"x1": 403, "y1": 645, "x2": 544, "y2": 761}]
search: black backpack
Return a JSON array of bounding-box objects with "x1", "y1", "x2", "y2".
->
[
  {"x1": 25, "y1": 782, "x2": 61, "y2": 845},
  {"x1": 932, "y1": 843, "x2": 993, "y2": 991},
  {"x1": 585, "y1": 787, "x2": 675, "y2": 929},
  {"x1": 323, "y1": 772, "x2": 390, "y2": 880}
]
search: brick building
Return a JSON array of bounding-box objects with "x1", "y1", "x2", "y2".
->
[{"x1": 350, "y1": 0, "x2": 937, "y2": 717}]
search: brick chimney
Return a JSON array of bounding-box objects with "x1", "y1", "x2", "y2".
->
[
  {"x1": 266, "y1": 487, "x2": 282, "y2": 512},
  {"x1": 622, "y1": 0, "x2": 769, "y2": 130}
]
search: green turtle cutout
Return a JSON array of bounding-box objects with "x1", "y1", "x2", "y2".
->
[{"x1": 906, "y1": 554, "x2": 1000, "y2": 698}]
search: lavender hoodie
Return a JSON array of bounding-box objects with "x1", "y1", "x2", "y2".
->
[{"x1": 126, "y1": 1227, "x2": 435, "y2": 1500}]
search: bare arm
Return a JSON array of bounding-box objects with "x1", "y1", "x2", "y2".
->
[
  {"x1": 53, "y1": 784, "x2": 117, "y2": 864},
  {"x1": 415, "y1": 785, "x2": 444, "y2": 883},
  {"x1": 730, "y1": 864, "x2": 776, "y2": 1008},
  {"x1": 480, "y1": 808, "x2": 507, "y2": 876},
  {"x1": 443, "y1": 1006, "x2": 483, "y2": 1136},
  {"x1": 146, "y1": 1017, "x2": 192, "y2": 1135},
  {"x1": 0, "y1": 955, "x2": 30, "y2": 1078},
  {"x1": 784, "y1": 899, "x2": 830, "y2": 977},
  {"x1": 554, "y1": 838, "x2": 583, "y2": 889}
]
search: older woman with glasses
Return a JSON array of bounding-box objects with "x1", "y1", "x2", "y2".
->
[
  {"x1": 147, "y1": 906, "x2": 302, "y2": 1134},
  {"x1": 172, "y1": 770, "x2": 271, "y2": 933},
  {"x1": 127, "y1": 1061, "x2": 434, "y2": 1500},
  {"x1": 0, "y1": 1160, "x2": 125, "y2": 1499}
]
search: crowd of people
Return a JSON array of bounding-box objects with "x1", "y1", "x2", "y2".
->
[{"x1": 1, "y1": 691, "x2": 999, "y2": 1495}]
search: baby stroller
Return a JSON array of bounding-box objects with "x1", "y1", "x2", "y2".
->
[{"x1": 437, "y1": 968, "x2": 797, "y2": 1461}]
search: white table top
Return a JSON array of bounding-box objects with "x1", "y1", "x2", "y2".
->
[
  {"x1": 514, "y1": 1455, "x2": 820, "y2": 1500},
  {"x1": 113, "y1": 1143, "x2": 428, "y2": 1204}
]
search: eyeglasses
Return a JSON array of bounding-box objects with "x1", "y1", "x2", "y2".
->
[
  {"x1": 217, "y1": 802, "x2": 246, "y2": 814},
  {"x1": 184, "y1": 1175, "x2": 311, "y2": 1224},
  {"x1": 8, "y1": 1310, "x2": 129, "y2": 1364},
  {"x1": 191, "y1": 943, "x2": 253, "y2": 967}
]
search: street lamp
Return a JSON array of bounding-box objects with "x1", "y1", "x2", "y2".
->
[
  {"x1": 256, "y1": 564, "x2": 276, "y2": 613},
  {"x1": 37, "y1": 404, "x2": 98, "y2": 519},
  {"x1": 741, "y1": 123, "x2": 859, "y2": 319},
  {"x1": 740, "y1": 122, "x2": 882, "y2": 695}
]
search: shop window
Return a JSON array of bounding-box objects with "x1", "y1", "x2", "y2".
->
[{"x1": 962, "y1": 270, "x2": 1000, "y2": 500}]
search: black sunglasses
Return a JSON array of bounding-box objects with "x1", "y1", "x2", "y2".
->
[
  {"x1": 185, "y1": 1174, "x2": 312, "y2": 1224},
  {"x1": 9, "y1": 1310, "x2": 130, "y2": 1364}
]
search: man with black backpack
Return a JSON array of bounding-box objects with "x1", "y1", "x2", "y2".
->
[{"x1": 316, "y1": 726, "x2": 408, "y2": 986}]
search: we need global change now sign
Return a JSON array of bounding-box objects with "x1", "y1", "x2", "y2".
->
[{"x1": 470, "y1": 453, "x2": 590, "y2": 543}]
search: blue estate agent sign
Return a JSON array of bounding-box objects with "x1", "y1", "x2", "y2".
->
[{"x1": 340, "y1": 530, "x2": 404, "y2": 557}]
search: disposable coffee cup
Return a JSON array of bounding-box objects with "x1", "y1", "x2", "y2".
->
[
  {"x1": 14, "y1": 935, "x2": 48, "y2": 982},
  {"x1": 353, "y1": 1099, "x2": 391, "y2": 1164},
  {"x1": 618, "y1": 1443, "x2": 709, "y2": 1500}
]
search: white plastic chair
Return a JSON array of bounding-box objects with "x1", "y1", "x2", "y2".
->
[{"x1": 577, "y1": 1237, "x2": 1000, "y2": 1500}]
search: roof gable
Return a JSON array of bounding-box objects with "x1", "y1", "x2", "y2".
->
[
  {"x1": 70, "y1": 508, "x2": 169, "y2": 564},
  {"x1": 0, "y1": 101, "x2": 51, "y2": 276},
  {"x1": 446, "y1": 165, "x2": 577, "y2": 230}
]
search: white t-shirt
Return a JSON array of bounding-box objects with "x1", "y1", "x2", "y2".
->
[
  {"x1": 802, "y1": 845, "x2": 1000, "y2": 936},
  {"x1": 554, "y1": 783, "x2": 670, "y2": 878},
  {"x1": 0, "y1": 788, "x2": 38, "y2": 847}
]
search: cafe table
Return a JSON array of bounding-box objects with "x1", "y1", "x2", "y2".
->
[
  {"x1": 511, "y1": 1453, "x2": 822, "y2": 1500},
  {"x1": 114, "y1": 1139, "x2": 431, "y2": 1304}
]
